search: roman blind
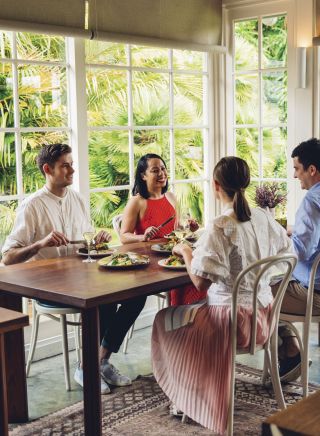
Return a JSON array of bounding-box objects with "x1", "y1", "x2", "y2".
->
[
  {"x1": 90, "y1": 0, "x2": 223, "y2": 52},
  {"x1": 0, "y1": 0, "x2": 91, "y2": 38}
]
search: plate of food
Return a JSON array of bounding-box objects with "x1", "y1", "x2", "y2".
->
[
  {"x1": 98, "y1": 252, "x2": 150, "y2": 268},
  {"x1": 77, "y1": 242, "x2": 115, "y2": 258},
  {"x1": 151, "y1": 241, "x2": 176, "y2": 254},
  {"x1": 163, "y1": 230, "x2": 187, "y2": 241},
  {"x1": 184, "y1": 232, "x2": 199, "y2": 242},
  {"x1": 158, "y1": 255, "x2": 186, "y2": 270}
]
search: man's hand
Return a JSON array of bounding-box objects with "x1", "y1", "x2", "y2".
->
[
  {"x1": 94, "y1": 230, "x2": 112, "y2": 244},
  {"x1": 39, "y1": 230, "x2": 69, "y2": 249}
]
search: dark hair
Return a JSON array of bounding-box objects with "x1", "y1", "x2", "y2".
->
[
  {"x1": 37, "y1": 143, "x2": 72, "y2": 176},
  {"x1": 132, "y1": 153, "x2": 168, "y2": 199},
  {"x1": 291, "y1": 138, "x2": 320, "y2": 171},
  {"x1": 213, "y1": 156, "x2": 251, "y2": 222}
]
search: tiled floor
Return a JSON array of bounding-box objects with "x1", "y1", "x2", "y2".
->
[{"x1": 26, "y1": 323, "x2": 320, "y2": 420}]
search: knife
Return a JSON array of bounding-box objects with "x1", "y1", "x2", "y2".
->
[
  {"x1": 157, "y1": 215, "x2": 175, "y2": 230},
  {"x1": 69, "y1": 240, "x2": 86, "y2": 245}
]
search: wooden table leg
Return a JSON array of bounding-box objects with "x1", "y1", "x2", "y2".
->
[
  {"x1": 0, "y1": 292, "x2": 28, "y2": 423},
  {"x1": 81, "y1": 307, "x2": 102, "y2": 436},
  {"x1": 0, "y1": 334, "x2": 9, "y2": 436}
]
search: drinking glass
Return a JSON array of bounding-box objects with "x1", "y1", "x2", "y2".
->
[{"x1": 82, "y1": 228, "x2": 96, "y2": 263}]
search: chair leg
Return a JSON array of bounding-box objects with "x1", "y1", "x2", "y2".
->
[
  {"x1": 26, "y1": 304, "x2": 40, "y2": 377},
  {"x1": 60, "y1": 315, "x2": 71, "y2": 391},
  {"x1": 72, "y1": 314, "x2": 81, "y2": 363},
  {"x1": 262, "y1": 351, "x2": 269, "y2": 385},
  {"x1": 266, "y1": 334, "x2": 286, "y2": 410},
  {"x1": 318, "y1": 322, "x2": 320, "y2": 346},
  {"x1": 123, "y1": 323, "x2": 134, "y2": 354}
]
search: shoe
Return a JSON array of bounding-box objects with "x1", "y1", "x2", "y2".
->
[
  {"x1": 100, "y1": 359, "x2": 132, "y2": 386},
  {"x1": 279, "y1": 353, "x2": 313, "y2": 384},
  {"x1": 74, "y1": 365, "x2": 111, "y2": 394}
]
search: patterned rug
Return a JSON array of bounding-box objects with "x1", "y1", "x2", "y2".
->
[{"x1": 9, "y1": 364, "x2": 318, "y2": 436}]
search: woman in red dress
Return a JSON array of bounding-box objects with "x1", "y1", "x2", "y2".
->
[{"x1": 120, "y1": 153, "x2": 206, "y2": 305}]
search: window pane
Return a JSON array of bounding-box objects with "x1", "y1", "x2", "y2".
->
[
  {"x1": 87, "y1": 68, "x2": 128, "y2": 127},
  {"x1": 89, "y1": 130, "x2": 129, "y2": 189},
  {"x1": 132, "y1": 72, "x2": 169, "y2": 126},
  {"x1": 0, "y1": 133, "x2": 16, "y2": 195},
  {"x1": 16, "y1": 33, "x2": 65, "y2": 62},
  {"x1": 262, "y1": 15, "x2": 287, "y2": 68},
  {"x1": 172, "y1": 50, "x2": 204, "y2": 71},
  {"x1": 18, "y1": 65, "x2": 67, "y2": 128},
  {"x1": 175, "y1": 182, "x2": 204, "y2": 225},
  {"x1": 174, "y1": 130, "x2": 203, "y2": 179},
  {"x1": 0, "y1": 200, "x2": 18, "y2": 250},
  {"x1": 262, "y1": 127, "x2": 287, "y2": 179},
  {"x1": 85, "y1": 41, "x2": 127, "y2": 65},
  {"x1": 0, "y1": 31, "x2": 12, "y2": 58},
  {"x1": 173, "y1": 74, "x2": 203, "y2": 125},
  {"x1": 134, "y1": 129, "x2": 170, "y2": 170},
  {"x1": 235, "y1": 74, "x2": 259, "y2": 124},
  {"x1": 21, "y1": 131, "x2": 69, "y2": 194},
  {"x1": 0, "y1": 63, "x2": 14, "y2": 128},
  {"x1": 235, "y1": 128, "x2": 259, "y2": 178},
  {"x1": 131, "y1": 46, "x2": 168, "y2": 69},
  {"x1": 234, "y1": 20, "x2": 258, "y2": 71},
  {"x1": 90, "y1": 190, "x2": 130, "y2": 244},
  {"x1": 262, "y1": 72, "x2": 287, "y2": 124}
]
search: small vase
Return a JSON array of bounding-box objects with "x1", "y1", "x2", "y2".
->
[{"x1": 267, "y1": 207, "x2": 275, "y2": 217}]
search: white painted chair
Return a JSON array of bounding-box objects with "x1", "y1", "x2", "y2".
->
[
  {"x1": 227, "y1": 253, "x2": 297, "y2": 435},
  {"x1": 279, "y1": 252, "x2": 320, "y2": 398},
  {"x1": 26, "y1": 300, "x2": 81, "y2": 391},
  {"x1": 112, "y1": 214, "x2": 167, "y2": 353}
]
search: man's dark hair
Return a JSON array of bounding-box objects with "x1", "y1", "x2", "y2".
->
[
  {"x1": 132, "y1": 153, "x2": 168, "y2": 199},
  {"x1": 291, "y1": 138, "x2": 320, "y2": 171},
  {"x1": 37, "y1": 143, "x2": 72, "y2": 176}
]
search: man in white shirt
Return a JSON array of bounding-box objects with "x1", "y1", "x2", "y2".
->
[{"x1": 2, "y1": 143, "x2": 147, "y2": 394}]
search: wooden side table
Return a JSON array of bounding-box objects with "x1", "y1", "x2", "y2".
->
[
  {"x1": 262, "y1": 390, "x2": 320, "y2": 436},
  {"x1": 0, "y1": 307, "x2": 29, "y2": 436}
]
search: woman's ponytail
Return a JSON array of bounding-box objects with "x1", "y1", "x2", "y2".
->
[{"x1": 233, "y1": 190, "x2": 251, "y2": 222}]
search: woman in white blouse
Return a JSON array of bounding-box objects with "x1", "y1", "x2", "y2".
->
[{"x1": 151, "y1": 156, "x2": 293, "y2": 434}]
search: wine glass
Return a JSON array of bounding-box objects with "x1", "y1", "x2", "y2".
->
[{"x1": 82, "y1": 227, "x2": 96, "y2": 263}]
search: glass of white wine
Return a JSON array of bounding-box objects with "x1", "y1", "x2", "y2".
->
[{"x1": 83, "y1": 228, "x2": 96, "y2": 263}]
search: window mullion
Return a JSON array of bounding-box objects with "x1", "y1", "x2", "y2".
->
[
  {"x1": 168, "y1": 49, "x2": 175, "y2": 191},
  {"x1": 12, "y1": 31, "x2": 23, "y2": 202}
]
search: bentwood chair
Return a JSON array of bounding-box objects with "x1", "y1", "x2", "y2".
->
[
  {"x1": 227, "y1": 253, "x2": 297, "y2": 435},
  {"x1": 26, "y1": 300, "x2": 81, "y2": 391},
  {"x1": 279, "y1": 252, "x2": 320, "y2": 398},
  {"x1": 112, "y1": 214, "x2": 167, "y2": 353}
]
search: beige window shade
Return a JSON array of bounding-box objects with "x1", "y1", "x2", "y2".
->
[
  {"x1": 0, "y1": 0, "x2": 91, "y2": 38},
  {"x1": 90, "y1": 0, "x2": 224, "y2": 52}
]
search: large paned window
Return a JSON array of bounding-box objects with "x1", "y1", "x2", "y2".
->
[
  {"x1": 0, "y1": 31, "x2": 68, "y2": 246},
  {"x1": 85, "y1": 42, "x2": 208, "y2": 236},
  {"x1": 233, "y1": 15, "x2": 287, "y2": 217}
]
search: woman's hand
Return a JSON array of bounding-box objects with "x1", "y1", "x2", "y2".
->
[
  {"x1": 172, "y1": 242, "x2": 191, "y2": 257},
  {"x1": 143, "y1": 226, "x2": 159, "y2": 241}
]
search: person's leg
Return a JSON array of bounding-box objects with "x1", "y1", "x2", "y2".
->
[{"x1": 99, "y1": 296, "x2": 147, "y2": 386}]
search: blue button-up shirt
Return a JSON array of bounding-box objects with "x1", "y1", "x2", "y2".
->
[{"x1": 292, "y1": 182, "x2": 320, "y2": 288}]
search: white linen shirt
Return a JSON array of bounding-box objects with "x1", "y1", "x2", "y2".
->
[
  {"x1": 2, "y1": 186, "x2": 91, "y2": 260},
  {"x1": 191, "y1": 206, "x2": 294, "y2": 308}
]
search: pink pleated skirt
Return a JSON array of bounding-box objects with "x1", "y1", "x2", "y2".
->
[{"x1": 151, "y1": 303, "x2": 272, "y2": 435}]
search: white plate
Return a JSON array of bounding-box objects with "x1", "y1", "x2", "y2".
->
[
  {"x1": 158, "y1": 258, "x2": 186, "y2": 270},
  {"x1": 77, "y1": 248, "x2": 115, "y2": 258},
  {"x1": 98, "y1": 253, "x2": 150, "y2": 268},
  {"x1": 151, "y1": 244, "x2": 173, "y2": 254}
]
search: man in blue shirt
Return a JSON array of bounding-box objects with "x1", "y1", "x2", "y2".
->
[{"x1": 276, "y1": 138, "x2": 320, "y2": 382}]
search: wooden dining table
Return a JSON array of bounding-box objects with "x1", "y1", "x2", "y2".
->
[{"x1": 0, "y1": 241, "x2": 192, "y2": 436}]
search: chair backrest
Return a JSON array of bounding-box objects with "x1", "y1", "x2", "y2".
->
[
  {"x1": 112, "y1": 214, "x2": 123, "y2": 237},
  {"x1": 231, "y1": 253, "x2": 297, "y2": 357}
]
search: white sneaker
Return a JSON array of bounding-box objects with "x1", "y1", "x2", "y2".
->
[
  {"x1": 74, "y1": 365, "x2": 111, "y2": 394},
  {"x1": 100, "y1": 359, "x2": 132, "y2": 386}
]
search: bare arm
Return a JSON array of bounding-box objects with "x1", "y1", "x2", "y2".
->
[
  {"x1": 120, "y1": 197, "x2": 146, "y2": 244},
  {"x1": 2, "y1": 231, "x2": 69, "y2": 265},
  {"x1": 173, "y1": 243, "x2": 212, "y2": 292}
]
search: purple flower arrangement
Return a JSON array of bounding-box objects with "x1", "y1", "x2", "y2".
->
[{"x1": 255, "y1": 182, "x2": 287, "y2": 209}]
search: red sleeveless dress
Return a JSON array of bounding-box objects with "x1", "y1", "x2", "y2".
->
[{"x1": 135, "y1": 195, "x2": 207, "y2": 305}]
